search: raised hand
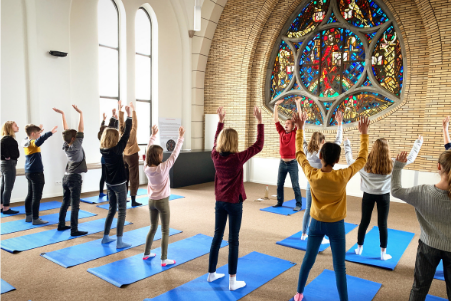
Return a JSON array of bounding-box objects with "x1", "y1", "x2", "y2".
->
[
  {"x1": 72, "y1": 105, "x2": 82, "y2": 113},
  {"x1": 52, "y1": 108, "x2": 64, "y2": 115},
  {"x1": 129, "y1": 102, "x2": 135, "y2": 111},
  {"x1": 358, "y1": 116, "x2": 370, "y2": 135},
  {"x1": 179, "y1": 126, "x2": 185, "y2": 138},
  {"x1": 118, "y1": 100, "x2": 123, "y2": 111},
  {"x1": 275, "y1": 99, "x2": 284, "y2": 106},
  {"x1": 254, "y1": 106, "x2": 262, "y2": 124},
  {"x1": 51, "y1": 126, "x2": 58, "y2": 134},
  {"x1": 151, "y1": 125, "x2": 159, "y2": 136},
  {"x1": 418, "y1": 135, "x2": 423, "y2": 142},
  {"x1": 124, "y1": 105, "x2": 131, "y2": 116},
  {"x1": 103, "y1": 113, "x2": 107, "y2": 121},
  {"x1": 217, "y1": 107, "x2": 226, "y2": 123},
  {"x1": 336, "y1": 111, "x2": 343, "y2": 123},
  {"x1": 443, "y1": 116, "x2": 449, "y2": 130},
  {"x1": 39, "y1": 124, "x2": 44, "y2": 133},
  {"x1": 396, "y1": 151, "x2": 408, "y2": 163},
  {"x1": 293, "y1": 111, "x2": 307, "y2": 129}
]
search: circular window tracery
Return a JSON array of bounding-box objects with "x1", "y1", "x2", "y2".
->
[{"x1": 267, "y1": 0, "x2": 405, "y2": 128}]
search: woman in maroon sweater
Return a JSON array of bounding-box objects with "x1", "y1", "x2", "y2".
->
[{"x1": 207, "y1": 106, "x2": 264, "y2": 291}]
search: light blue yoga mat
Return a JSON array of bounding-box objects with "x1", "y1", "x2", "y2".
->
[
  {"x1": 96, "y1": 194, "x2": 185, "y2": 210},
  {"x1": 127, "y1": 188, "x2": 148, "y2": 197},
  {"x1": 288, "y1": 269, "x2": 381, "y2": 301},
  {"x1": 1, "y1": 279, "x2": 15, "y2": 294},
  {"x1": 277, "y1": 222, "x2": 357, "y2": 252},
  {"x1": 1, "y1": 210, "x2": 96, "y2": 235},
  {"x1": 146, "y1": 251, "x2": 295, "y2": 301},
  {"x1": 80, "y1": 194, "x2": 108, "y2": 204},
  {"x1": 88, "y1": 233, "x2": 227, "y2": 287},
  {"x1": 1, "y1": 201, "x2": 61, "y2": 218},
  {"x1": 426, "y1": 295, "x2": 447, "y2": 301},
  {"x1": 41, "y1": 226, "x2": 182, "y2": 268},
  {"x1": 345, "y1": 226, "x2": 415, "y2": 270},
  {"x1": 435, "y1": 260, "x2": 444, "y2": 281},
  {"x1": 1, "y1": 218, "x2": 132, "y2": 253},
  {"x1": 260, "y1": 198, "x2": 306, "y2": 216}
]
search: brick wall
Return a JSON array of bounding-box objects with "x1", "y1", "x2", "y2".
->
[{"x1": 204, "y1": 0, "x2": 451, "y2": 172}]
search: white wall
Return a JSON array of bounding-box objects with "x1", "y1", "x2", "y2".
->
[
  {"x1": 1, "y1": 0, "x2": 191, "y2": 202},
  {"x1": 248, "y1": 157, "x2": 441, "y2": 203}
]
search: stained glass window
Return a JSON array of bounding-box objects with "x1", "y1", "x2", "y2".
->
[{"x1": 267, "y1": 0, "x2": 404, "y2": 128}]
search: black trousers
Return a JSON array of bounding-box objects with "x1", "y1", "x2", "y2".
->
[
  {"x1": 208, "y1": 200, "x2": 243, "y2": 275},
  {"x1": 1, "y1": 160, "x2": 17, "y2": 207},
  {"x1": 357, "y1": 192, "x2": 390, "y2": 248},
  {"x1": 409, "y1": 240, "x2": 451, "y2": 301},
  {"x1": 99, "y1": 164, "x2": 106, "y2": 194},
  {"x1": 24, "y1": 172, "x2": 45, "y2": 219},
  {"x1": 59, "y1": 174, "x2": 83, "y2": 231}
]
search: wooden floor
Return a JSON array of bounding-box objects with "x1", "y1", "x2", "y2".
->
[{"x1": 1, "y1": 182, "x2": 448, "y2": 301}]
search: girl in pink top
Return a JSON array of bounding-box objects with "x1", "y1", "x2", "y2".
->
[{"x1": 142, "y1": 125, "x2": 184, "y2": 266}]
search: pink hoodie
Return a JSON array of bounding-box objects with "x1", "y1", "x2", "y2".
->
[{"x1": 143, "y1": 136, "x2": 184, "y2": 200}]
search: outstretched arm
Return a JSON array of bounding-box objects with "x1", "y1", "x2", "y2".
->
[
  {"x1": 52, "y1": 108, "x2": 68, "y2": 131},
  {"x1": 148, "y1": 125, "x2": 158, "y2": 149},
  {"x1": 212, "y1": 107, "x2": 226, "y2": 154},
  {"x1": 344, "y1": 138, "x2": 356, "y2": 165},
  {"x1": 391, "y1": 152, "x2": 422, "y2": 206},
  {"x1": 405, "y1": 135, "x2": 423, "y2": 164},
  {"x1": 237, "y1": 107, "x2": 264, "y2": 163},
  {"x1": 163, "y1": 127, "x2": 185, "y2": 170},
  {"x1": 72, "y1": 105, "x2": 84, "y2": 132},
  {"x1": 273, "y1": 99, "x2": 283, "y2": 124},
  {"x1": 294, "y1": 112, "x2": 314, "y2": 178},
  {"x1": 344, "y1": 117, "x2": 370, "y2": 180},
  {"x1": 443, "y1": 116, "x2": 450, "y2": 149},
  {"x1": 334, "y1": 111, "x2": 343, "y2": 145}
]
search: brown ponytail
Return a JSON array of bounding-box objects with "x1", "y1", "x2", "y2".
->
[
  {"x1": 308, "y1": 132, "x2": 325, "y2": 154},
  {"x1": 438, "y1": 150, "x2": 451, "y2": 199}
]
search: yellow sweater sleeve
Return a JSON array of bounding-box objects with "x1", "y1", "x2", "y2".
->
[
  {"x1": 296, "y1": 130, "x2": 314, "y2": 179},
  {"x1": 343, "y1": 134, "x2": 369, "y2": 180}
]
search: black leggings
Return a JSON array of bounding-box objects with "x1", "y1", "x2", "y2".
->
[
  {"x1": 357, "y1": 192, "x2": 390, "y2": 248},
  {"x1": 99, "y1": 164, "x2": 107, "y2": 194}
]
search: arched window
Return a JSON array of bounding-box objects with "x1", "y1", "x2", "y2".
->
[
  {"x1": 267, "y1": 0, "x2": 404, "y2": 128},
  {"x1": 98, "y1": 0, "x2": 119, "y2": 120},
  {"x1": 135, "y1": 7, "x2": 152, "y2": 144}
]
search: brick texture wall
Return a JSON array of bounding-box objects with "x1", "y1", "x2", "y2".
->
[{"x1": 204, "y1": 0, "x2": 451, "y2": 172}]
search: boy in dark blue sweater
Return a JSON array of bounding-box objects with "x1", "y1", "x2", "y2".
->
[{"x1": 22, "y1": 124, "x2": 57, "y2": 224}]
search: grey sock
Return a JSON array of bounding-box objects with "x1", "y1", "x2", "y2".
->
[
  {"x1": 116, "y1": 236, "x2": 131, "y2": 249},
  {"x1": 32, "y1": 218, "x2": 49, "y2": 225},
  {"x1": 25, "y1": 215, "x2": 32, "y2": 222}
]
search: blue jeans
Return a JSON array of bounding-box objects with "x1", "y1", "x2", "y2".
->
[
  {"x1": 104, "y1": 183, "x2": 127, "y2": 237},
  {"x1": 276, "y1": 160, "x2": 302, "y2": 207},
  {"x1": 297, "y1": 218, "x2": 348, "y2": 301},
  {"x1": 302, "y1": 181, "x2": 312, "y2": 234},
  {"x1": 208, "y1": 201, "x2": 243, "y2": 275}
]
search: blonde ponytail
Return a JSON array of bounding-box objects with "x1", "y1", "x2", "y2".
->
[{"x1": 308, "y1": 132, "x2": 325, "y2": 154}]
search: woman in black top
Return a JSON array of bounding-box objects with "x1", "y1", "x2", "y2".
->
[
  {"x1": 1, "y1": 121, "x2": 20, "y2": 214},
  {"x1": 99, "y1": 104, "x2": 132, "y2": 249}
]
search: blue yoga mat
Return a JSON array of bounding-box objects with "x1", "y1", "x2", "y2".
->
[
  {"x1": 277, "y1": 222, "x2": 357, "y2": 252},
  {"x1": 1, "y1": 210, "x2": 96, "y2": 235},
  {"x1": 88, "y1": 233, "x2": 227, "y2": 287},
  {"x1": 41, "y1": 226, "x2": 182, "y2": 268},
  {"x1": 80, "y1": 194, "x2": 108, "y2": 204},
  {"x1": 289, "y1": 269, "x2": 381, "y2": 301},
  {"x1": 1, "y1": 218, "x2": 132, "y2": 253},
  {"x1": 426, "y1": 295, "x2": 447, "y2": 301},
  {"x1": 146, "y1": 251, "x2": 295, "y2": 301},
  {"x1": 435, "y1": 260, "x2": 444, "y2": 281},
  {"x1": 260, "y1": 198, "x2": 306, "y2": 216},
  {"x1": 96, "y1": 194, "x2": 185, "y2": 210},
  {"x1": 1, "y1": 201, "x2": 61, "y2": 218},
  {"x1": 127, "y1": 188, "x2": 148, "y2": 197},
  {"x1": 345, "y1": 226, "x2": 415, "y2": 270},
  {"x1": 1, "y1": 279, "x2": 15, "y2": 294}
]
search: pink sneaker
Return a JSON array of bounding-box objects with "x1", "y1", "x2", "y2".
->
[{"x1": 294, "y1": 293, "x2": 304, "y2": 301}]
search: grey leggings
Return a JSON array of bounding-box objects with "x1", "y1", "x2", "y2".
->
[
  {"x1": 104, "y1": 183, "x2": 127, "y2": 237},
  {"x1": 144, "y1": 197, "x2": 170, "y2": 260},
  {"x1": 1, "y1": 160, "x2": 17, "y2": 207}
]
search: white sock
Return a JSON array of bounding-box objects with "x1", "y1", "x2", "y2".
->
[
  {"x1": 321, "y1": 237, "x2": 330, "y2": 244},
  {"x1": 143, "y1": 253, "x2": 156, "y2": 260},
  {"x1": 355, "y1": 245, "x2": 363, "y2": 255},
  {"x1": 207, "y1": 272, "x2": 225, "y2": 282},
  {"x1": 161, "y1": 259, "x2": 176, "y2": 266},
  {"x1": 301, "y1": 234, "x2": 308, "y2": 240},
  {"x1": 381, "y1": 250, "x2": 392, "y2": 260},
  {"x1": 229, "y1": 276, "x2": 246, "y2": 291}
]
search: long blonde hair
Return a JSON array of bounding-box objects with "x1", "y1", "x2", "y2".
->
[
  {"x1": 438, "y1": 150, "x2": 451, "y2": 199},
  {"x1": 1, "y1": 121, "x2": 16, "y2": 139},
  {"x1": 216, "y1": 128, "x2": 238, "y2": 153},
  {"x1": 364, "y1": 138, "x2": 393, "y2": 175},
  {"x1": 100, "y1": 128, "x2": 119, "y2": 149},
  {"x1": 308, "y1": 132, "x2": 325, "y2": 153}
]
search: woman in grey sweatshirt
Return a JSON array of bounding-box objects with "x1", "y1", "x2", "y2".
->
[
  {"x1": 392, "y1": 151, "x2": 451, "y2": 301},
  {"x1": 344, "y1": 136, "x2": 423, "y2": 260}
]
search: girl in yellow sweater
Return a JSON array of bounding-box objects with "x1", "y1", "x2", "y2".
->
[{"x1": 292, "y1": 112, "x2": 370, "y2": 301}]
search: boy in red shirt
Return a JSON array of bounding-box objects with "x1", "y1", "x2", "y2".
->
[{"x1": 273, "y1": 99, "x2": 302, "y2": 211}]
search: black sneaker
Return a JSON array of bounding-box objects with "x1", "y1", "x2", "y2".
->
[
  {"x1": 272, "y1": 204, "x2": 283, "y2": 208},
  {"x1": 2, "y1": 208, "x2": 19, "y2": 214}
]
